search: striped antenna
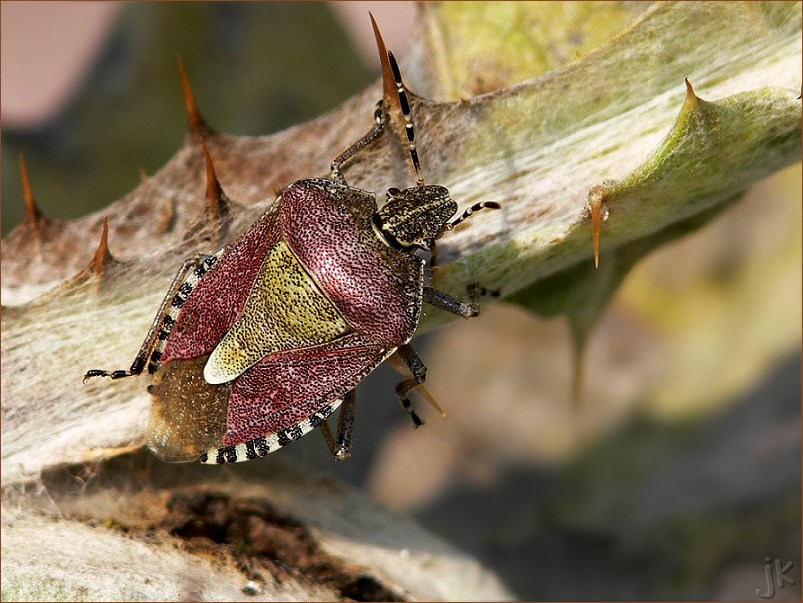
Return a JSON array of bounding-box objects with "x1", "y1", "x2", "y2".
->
[
  {"x1": 370, "y1": 14, "x2": 425, "y2": 187},
  {"x1": 447, "y1": 201, "x2": 501, "y2": 230},
  {"x1": 386, "y1": 51, "x2": 425, "y2": 187}
]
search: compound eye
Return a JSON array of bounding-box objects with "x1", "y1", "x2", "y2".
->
[{"x1": 387, "y1": 187, "x2": 401, "y2": 197}]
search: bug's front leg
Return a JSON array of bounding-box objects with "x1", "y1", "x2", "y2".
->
[
  {"x1": 83, "y1": 253, "x2": 219, "y2": 383},
  {"x1": 320, "y1": 389, "x2": 356, "y2": 460},
  {"x1": 423, "y1": 285, "x2": 481, "y2": 319}
]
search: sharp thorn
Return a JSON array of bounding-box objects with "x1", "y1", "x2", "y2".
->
[
  {"x1": 683, "y1": 77, "x2": 700, "y2": 110},
  {"x1": 177, "y1": 55, "x2": 214, "y2": 137},
  {"x1": 588, "y1": 186, "x2": 605, "y2": 269},
  {"x1": 370, "y1": 14, "x2": 426, "y2": 186},
  {"x1": 199, "y1": 135, "x2": 229, "y2": 232},
  {"x1": 19, "y1": 154, "x2": 43, "y2": 231},
  {"x1": 370, "y1": 13, "x2": 397, "y2": 109},
  {"x1": 91, "y1": 217, "x2": 114, "y2": 276}
]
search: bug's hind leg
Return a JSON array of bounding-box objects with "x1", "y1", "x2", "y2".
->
[
  {"x1": 320, "y1": 390, "x2": 356, "y2": 461},
  {"x1": 388, "y1": 344, "x2": 447, "y2": 428},
  {"x1": 83, "y1": 253, "x2": 219, "y2": 383}
]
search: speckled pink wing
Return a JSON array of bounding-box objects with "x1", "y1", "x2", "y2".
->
[
  {"x1": 281, "y1": 179, "x2": 420, "y2": 347},
  {"x1": 222, "y1": 332, "x2": 391, "y2": 446},
  {"x1": 161, "y1": 209, "x2": 280, "y2": 363}
]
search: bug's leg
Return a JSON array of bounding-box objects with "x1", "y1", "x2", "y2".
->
[
  {"x1": 83, "y1": 253, "x2": 219, "y2": 382},
  {"x1": 423, "y1": 285, "x2": 481, "y2": 319},
  {"x1": 320, "y1": 389, "x2": 356, "y2": 460},
  {"x1": 330, "y1": 101, "x2": 385, "y2": 183},
  {"x1": 388, "y1": 344, "x2": 447, "y2": 429}
]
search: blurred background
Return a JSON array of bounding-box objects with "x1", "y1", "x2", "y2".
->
[{"x1": 2, "y1": 3, "x2": 800, "y2": 600}]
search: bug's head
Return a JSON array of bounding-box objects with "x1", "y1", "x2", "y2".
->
[{"x1": 372, "y1": 185, "x2": 458, "y2": 252}]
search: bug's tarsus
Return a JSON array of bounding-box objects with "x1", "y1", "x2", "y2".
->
[
  {"x1": 320, "y1": 390, "x2": 356, "y2": 460},
  {"x1": 82, "y1": 360, "x2": 144, "y2": 383},
  {"x1": 82, "y1": 369, "x2": 124, "y2": 383},
  {"x1": 83, "y1": 351, "x2": 146, "y2": 383}
]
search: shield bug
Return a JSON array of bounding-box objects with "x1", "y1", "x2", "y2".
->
[{"x1": 84, "y1": 17, "x2": 499, "y2": 464}]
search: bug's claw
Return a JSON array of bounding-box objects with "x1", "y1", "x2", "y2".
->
[
  {"x1": 334, "y1": 445, "x2": 352, "y2": 461},
  {"x1": 82, "y1": 370, "x2": 108, "y2": 383},
  {"x1": 84, "y1": 369, "x2": 117, "y2": 382}
]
